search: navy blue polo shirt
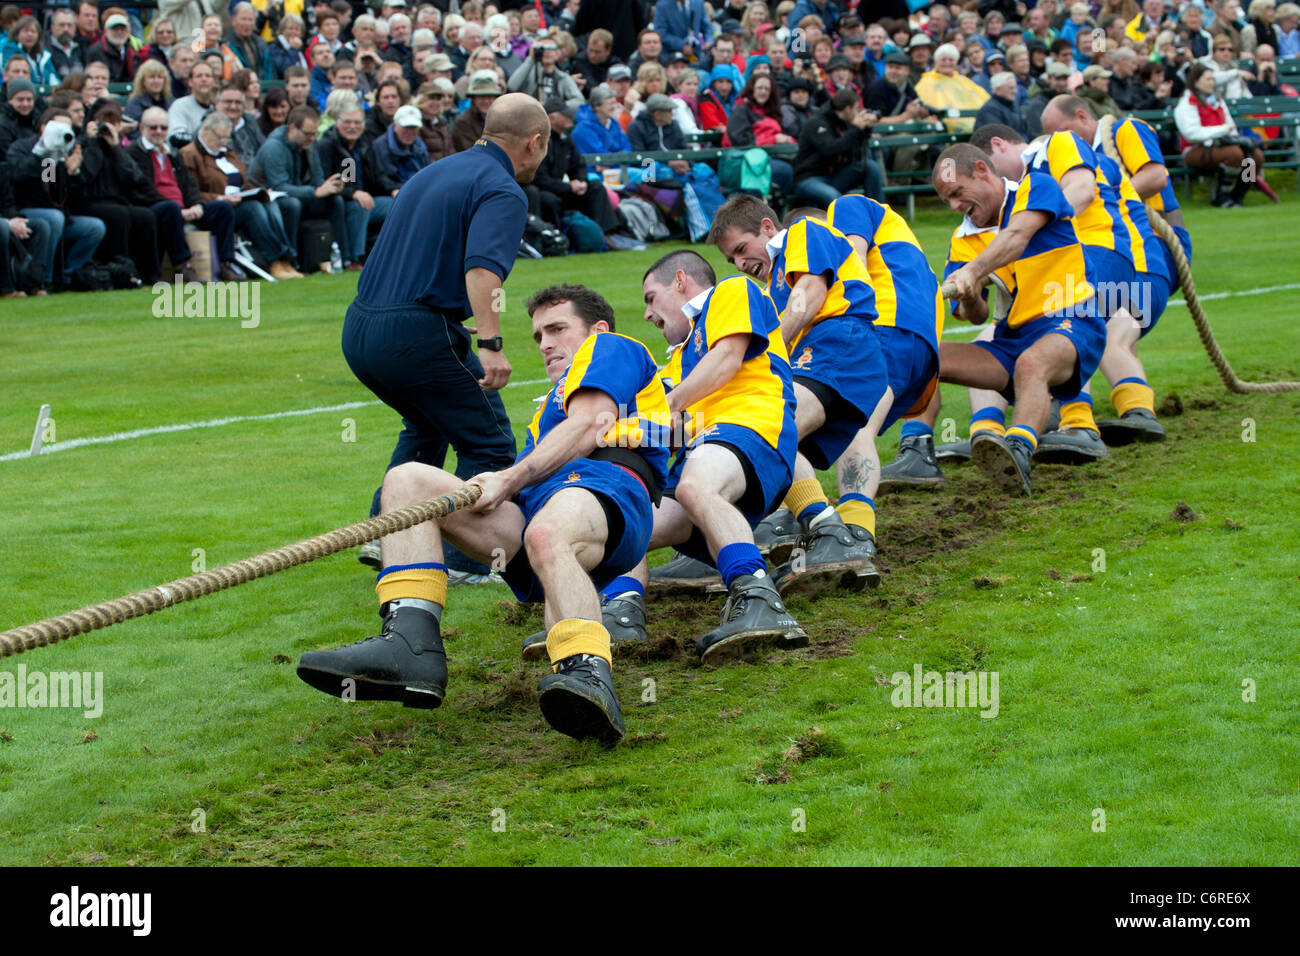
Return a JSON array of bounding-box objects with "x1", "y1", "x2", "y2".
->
[{"x1": 355, "y1": 138, "x2": 528, "y2": 314}]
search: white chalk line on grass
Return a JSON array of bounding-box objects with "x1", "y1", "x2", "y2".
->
[
  {"x1": 5, "y1": 280, "x2": 1294, "y2": 463},
  {"x1": 1, "y1": 378, "x2": 553, "y2": 463}
]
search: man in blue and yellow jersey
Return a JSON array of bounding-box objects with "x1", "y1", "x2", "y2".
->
[
  {"x1": 972, "y1": 122, "x2": 1167, "y2": 457},
  {"x1": 299, "y1": 285, "x2": 671, "y2": 747},
  {"x1": 932, "y1": 142, "x2": 1106, "y2": 496},
  {"x1": 1042, "y1": 95, "x2": 1185, "y2": 444},
  {"x1": 707, "y1": 194, "x2": 891, "y2": 599},
  {"x1": 637, "y1": 249, "x2": 808, "y2": 666}
]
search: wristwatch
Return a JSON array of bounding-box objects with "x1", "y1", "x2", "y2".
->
[{"x1": 477, "y1": 336, "x2": 504, "y2": 352}]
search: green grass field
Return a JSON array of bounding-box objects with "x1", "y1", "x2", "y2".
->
[{"x1": 1, "y1": 195, "x2": 1298, "y2": 866}]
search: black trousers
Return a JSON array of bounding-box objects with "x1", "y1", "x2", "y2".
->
[
  {"x1": 83, "y1": 201, "x2": 159, "y2": 282},
  {"x1": 149, "y1": 199, "x2": 238, "y2": 266},
  {"x1": 525, "y1": 181, "x2": 621, "y2": 232},
  {"x1": 343, "y1": 300, "x2": 517, "y2": 575}
]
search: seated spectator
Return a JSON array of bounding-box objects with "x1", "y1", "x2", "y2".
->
[
  {"x1": 1199, "y1": 35, "x2": 1255, "y2": 99},
  {"x1": 309, "y1": 41, "x2": 337, "y2": 108},
  {"x1": 416, "y1": 51, "x2": 454, "y2": 89},
  {"x1": 914, "y1": 43, "x2": 988, "y2": 133},
  {"x1": 1139, "y1": 60, "x2": 1179, "y2": 107},
  {"x1": 670, "y1": 67, "x2": 702, "y2": 135},
  {"x1": 72, "y1": 1, "x2": 100, "y2": 48},
  {"x1": 141, "y1": 18, "x2": 177, "y2": 67},
  {"x1": 1242, "y1": 0, "x2": 1284, "y2": 52},
  {"x1": 1176, "y1": 62, "x2": 1276, "y2": 206},
  {"x1": 572, "y1": 28, "x2": 621, "y2": 90},
  {"x1": 509, "y1": 36, "x2": 584, "y2": 112},
  {"x1": 227, "y1": 3, "x2": 274, "y2": 81},
  {"x1": 384, "y1": 13, "x2": 415, "y2": 77},
  {"x1": 363, "y1": 76, "x2": 405, "y2": 146},
  {"x1": 972, "y1": 48, "x2": 1004, "y2": 93},
  {"x1": 408, "y1": 28, "x2": 440, "y2": 86},
  {"x1": 168, "y1": 46, "x2": 197, "y2": 101},
  {"x1": 627, "y1": 27, "x2": 667, "y2": 74},
  {"x1": 45, "y1": 89, "x2": 85, "y2": 132},
  {"x1": 1277, "y1": 3, "x2": 1300, "y2": 56},
  {"x1": 1077, "y1": 64, "x2": 1122, "y2": 119},
  {"x1": 1178, "y1": 4, "x2": 1215, "y2": 58},
  {"x1": 45, "y1": 9, "x2": 85, "y2": 81},
  {"x1": 454, "y1": 44, "x2": 505, "y2": 100},
  {"x1": 1, "y1": 143, "x2": 52, "y2": 295},
  {"x1": 217, "y1": 81, "x2": 266, "y2": 167},
  {"x1": 1060, "y1": 4, "x2": 1094, "y2": 47},
  {"x1": 197, "y1": 14, "x2": 239, "y2": 82},
  {"x1": 975, "y1": 72, "x2": 1030, "y2": 138},
  {"x1": 792, "y1": 87, "x2": 884, "y2": 204},
  {"x1": 317, "y1": 87, "x2": 360, "y2": 138},
  {"x1": 181, "y1": 110, "x2": 301, "y2": 279},
  {"x1": 1005, "y1": 44, "x2": 1033, "y2": 106},
  {"x1": 781, "y1": 76, "x2": 816, "y2": 138},
  {"x1": 272, "y1": 15, "x2": 310, "y2": 79},
  {"x1": 125, "y1": 60, "x2": 174, "y2": 125},
  {"x1": 1248, "y1": 43, "x2": 1284, "y2": 93},
  {"x1": 340, "y1": 14, "x2": 376, "y2": 63},
  {"x1": 259, "y1": 86, "x2": 290, "y2": 137},
  {"x1": 605, "y1": 63, "x2": 634, "y2": 121},
  {"x1": 726, "y1": 73, "x2": 796, "y2": 194},
  {"x1": 127, "y1": 106, "x2": 247, "y2": 282},
  {"x1": 413, "y1": 80, "x2": 456, "y2": 162},
  {"x1": 1, "y1": 15, "x2": 59, "y2": 86},
  {"x1": 907, "y1": 33, "x2": 935, "y2": 87},
  {"x1": 250, "y1": 104, "x2": 347, "y2": 270},
  {"x1": 0, "y1": 75, "x2": 38, "y2": 155},
  {"x1": 572, "y1": 83, "x2": 632, "y2": 161},
  {"x1": 865, "y1": 51, "x2": 923, "y2": 120},
  {"x1": 1027, "y1": 61, "x2": 1073, "y2": 135},
  {"x1": 85, "y1": 9, "x2": 140, "y2": 84},
  {"x1": 79, "y1": 60, "x2": 112, "y2": 110},
  {"x1": 283, "y1": 65, "x2": 312, "y2": 109},
  {"x1": 451, "y1": 69, "x2": 499, "y2": 151},
  {"x1": 482, "y1": 16, "x2": 524, "y2": 83},
  {"x1": 1108, "y1": 48, "x2": 1156, "y2": 111},
  {"x1": 168, "y1": 61, "x2": 218, "y2": 147},
  {"x1": 823, "y1": 54, "x2": 863, "y2": 106},
  {"x1": 627, "y1": 92, "x2": 686, "y2": 150},
  {"x1": 698, "y1": 64, "x2": 741, "y2": 132},
  {"x1": 314, "y1": 103, "x2": 398, "y2": 268},
  {"x1": 75, "y1": 100, "x2": 172, "y2": 283},
  {"x1": 6, "y1": 105, "x2": 106, "y2": 288},
  {"x1": 230, "y1": 68, "x2": 262, "y2": 116},
  {"x1": 310, "y1": 11, "x2": 344, "y2": 59},
  {"x1": 369, "y1": 103, "x2": 429, "y2": 188},
  {"x1": 624, "y1": 61, "x2": 668, "y2": 127}
]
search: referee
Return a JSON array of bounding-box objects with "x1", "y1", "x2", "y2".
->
[{"x1": 344, "y1": 94, "x2": 551, "y2": 573}]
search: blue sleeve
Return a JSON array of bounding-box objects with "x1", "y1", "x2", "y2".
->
[
  {"x1": 796, "y1": 220, "x2": 852, "y2": 281},
  {"x1": 566, "y1": 335, "x2": 651, "y2": 409},
  {"x1": 464, "y1": 187, "x2": 528, "y2": 278},
  {"x1": 828, "y1": 196, "x2": 884, "y2": 249},
  {"x1": 655, "y1": 0, "x2": 688, "y2": 52},
  {"x1": 1017, "y1": 170, "x2": 1074, "y2": 222}
]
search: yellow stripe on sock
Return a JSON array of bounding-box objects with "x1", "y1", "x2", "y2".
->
[
  {"x1": 1059, "y1": 400, "x2": 1098, "y2": 432},
  {"x1": 1006, "y1": 426, "x2": 1038, "y2": 451},
  {"x1": 546, "y1": 618, "x2": 611, "y2": 669},
  {"x1": 970, "y1": 419, "x2": 1006, "y2": 438},
  {"x1": 1111, "y1": 382, "x2": 1155, "y2": 417},
  {"x1": 783, "y1": 478, "x2": 828, "y2": 517},
  {"x1": 376, "y1": 568, "x2": 448, "y2": 607},
  {"x1": 836, "y1": 499, "x2": 875, "y2": 536}
]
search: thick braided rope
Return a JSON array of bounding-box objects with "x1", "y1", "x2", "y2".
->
[
  {"x1": 1097, "y1": 114, "x2": 1300, "y2": 394},
  {"x1": 0, "y1": 484, "x2": 482, "y2": 659}
]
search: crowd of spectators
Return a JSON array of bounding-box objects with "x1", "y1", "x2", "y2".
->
[{"x1": 1, "y1": 0, "x2": 1295, "y2": 296}]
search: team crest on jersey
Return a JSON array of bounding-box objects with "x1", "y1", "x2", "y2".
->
[
  {"x1": 1056, "y1": 319, "x2": 1073, "y2": 333},
  {"x1": 552, "y1": 377, "x2": 567, "y2": 407},
  {"x1": 693, "y1": 326, "x2": 704, "y2": 352},
  {"x1": 775, "y1": 267, "x2": 785, "y2": 289},
  {"x1": 565, "y1": 471, "x2": 582, "y2": 483},
  {"x1": 693, "y1": 425, "x2": 719, "y2": 442},
  {"x1": 793, "y1": 345, "x2": 813, "y2": 369}
]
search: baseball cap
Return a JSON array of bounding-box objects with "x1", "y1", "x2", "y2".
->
[
  {"x1": 787, "y1": 76, "x2": 814, "y2": 92},
  {"x1": 827, "y1": 54, "x2": 851, "y2": 71},
  {"x1": 393, "y1": 104, "x2": 422, "y2": 127},
  {"x1": 467, "y1": 69, "x2": 502, "y2": 95},
  {"x1": 842, "y1": 34, "x2": 867, "y2": 46},
  {"x1": 387, "y1": 0, "x2": 406, "y2": 6},
  {"x1": 1045, "y1": 61, "x2": 1072, "y2": 77},
  {"x1": 105, "y1": 13, "x2": 130, "y2": 29},
  {"x1": 544, "y1": 95, "x2": 577, "y2": 117},
  {"x1": 608, "y1": 64, "x2": 632, "y2": 82},
  {"x1": 423, "y1": 52, "x2": 453, "y2": 72},
  {"x1": 907, "y1": 34, "x2": 934, "y2": 49},
  {"x1": 645, "y1": 93, "x2": 675, "y2": 112},
  {"x1": 884, "y1": 51, "x2": 911, "y2": 66},
  {"x1": 668, "y1": 52, "x2": 690, "y2": 65},
  {"x1": 431, "y1": 77, "x2": 456, "y2": 96},
  {"x1": 986, "y1": 49, "x2": 1006, "y2": 62},
  {"x1": 1082, "y1": 64, "x2": 1113, "y2": 80},
  {"x1": 721, "y1": 18, "x2": 743, "y2": 34},
  {"x1": 840, "y1": 14, "x2": 864, "y2": 30},
  {"x1": 1000, "y1": 22, "x2": 1024, "y2": 34}
]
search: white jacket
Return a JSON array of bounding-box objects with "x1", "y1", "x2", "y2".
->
[
  {"x1": 1194, "y1": 55, "x2": 1249, "y2": 101},
  {"x1": 1174, "y1": 90, "x2": 1238, "y2": 150},
  {"x1": 158, "y1": 0, "x2": 224, "y2": 50}
]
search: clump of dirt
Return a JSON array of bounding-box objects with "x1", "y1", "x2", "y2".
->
[
  {"x1": 625, "y1": 732, "x2": 666, "y2": 747},
  {"x1": 972, "y1": 575, "x2": 1005, "y2": 590},
  {"x1": 804, "y1": 627, "x2": 856, "y2": 660},
  {"x1": 755, "y1": 727, "x2": 839, "y2": 784},
  {"x1": 494, "y1": 601, "x2": 542, "y2": 628},
  {"x1": 1170, "y1": 502, "x2": 1199, "y2": 523},
  {"x1": 1157, "y1": 394, "x2": 1184, "y2": 417},
  {"x1": 1045, "y1": 568, "x2": 1061, "y2": 580},
  {"x1": 1070, "y1": 573, "x2": 1093, "y2": 583},
  {"x1": 461, "y1": 668, "x2": 539, "y2": 714},
  {"x1": 1223, "y1": 518, "x2": 1245, "y2": 531},
  {"x1": 621, "y1": 635, "x2": 685, "y2": 662},
  {"x1": 350, "y1": 724, "x2": 415, "y2": 754},
  {"x1": 271, "y1": 653, "x2": 291, "y2": 664},
  {"x1": 1189, "y1": 397, "x2": 1220, "y2": 410}
]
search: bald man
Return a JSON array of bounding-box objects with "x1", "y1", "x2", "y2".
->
[{"x1": 346, "y1": 93, "x2": 551, "y2": 573}]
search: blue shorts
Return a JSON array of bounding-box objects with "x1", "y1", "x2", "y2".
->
[
  {"x1": 789, "y1": 316, "x2": 889, "y2": 469},
  {"x1": 975, "y1": 311, "x2": 1107, "y2": 404},
  {"x1": 1133, "y1": 270, "x2": 1170, "y2": 338},
  {"x1": 1160, "y1": 225, "x2": 1191, "y2": 297},
  {"x1": 1082, "y1": 246, "x2": 1138, "y2": 321},
  {"x1": 663, "y1": 423, "x2": 794, "y2": 565},
  {"x1": 877, "y1": 325, "x2": 939, "y2": 432},
  {"x1": 503, "y1": 458, "x2": 653, "y2": 603}
]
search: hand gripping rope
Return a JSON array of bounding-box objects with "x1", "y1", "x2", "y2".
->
[
  {"x1": 0, "y1": 485, "x2": 483, "y2": 660},
  {"x1": 1096, "y1": 113, "x2": 1299, "y2": 394}
]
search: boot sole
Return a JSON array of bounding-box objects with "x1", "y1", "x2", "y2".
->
[
  {"x1": 764, "y1": 538, "x2": 801, "y2": 565},
  {"x1": 1035, "y1": 445, "x2": 1107, "y2": 465},
  {"x1": 1097, "y1": 420, "x2": 1166, "y2": 446},
  {"x1": 296, "y1": 662, "x2": 444, "y2": 709},
  {"x1": 537, "y1": 679, "x2": 625, "y2": 746},
  {"x1": 774, "y1": 561, "x2": 880, "y2": 600},
  {"x1": 971, "y1": 440, "x2": 1031, "y2": 496},
  {"x1": 698, "y1": 625, "x2": 791, "y2": 666}
]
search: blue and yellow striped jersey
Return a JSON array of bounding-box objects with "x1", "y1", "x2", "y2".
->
[
  {"x1": 661, "y1": 275, "x2": 797, "y2": 454},
  {"x1": 1109, "y1": 158, "x2": 1171, "y2": 283},
  {"x1": 1027, "y1": 130, "x2": 1141, "y2": 270},
  {"x1": 944, "y1": 172, "x2": 1092, "y2": 329},
  {"x1": 826, "y1": 194, "x2": 943, "y2": 360},
  {"x1": 1108, "y1": 116, "x2": 1180, "y2": 217},
  {"x1": 765, "y1": 217, "x2": 877, "y2": 349},
  {"x1": 521, "y1": 331, "x2": 671, "y2": 489}
]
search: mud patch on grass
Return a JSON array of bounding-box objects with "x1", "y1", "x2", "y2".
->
[
  {"x1": 754, "y1": 726, "x2": 842, "y2": 784},
  {"x1": 1157, "y1": 394, "x2": 1185, "y2": 417},
  {"x1": 459, "y1": 668, "x2": 539, "y2": 714},
  {"x1": 495, "y1": 601, "x2": 543, "y2": 629},
  {"x1": 1170, "y1": 502, "x2": 1199, "y2": 523},
  {"x1": 351, "y1": 724, "x2": 415, "y2": 754}
]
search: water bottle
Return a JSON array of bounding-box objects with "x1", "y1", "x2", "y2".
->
[{"x1": 329, "y1": 242, "x2": 343, "y2": 274}]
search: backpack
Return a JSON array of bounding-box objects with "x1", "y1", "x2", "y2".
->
[
  {"x1": 70, "y1": 262, "x2": 113, "y2": 292},
  {"x1": 103, "y1": 255, "x2": 143, "y2": 290},
  {"x1": 523, "y1": 214, "x2": 569, "y2": 257},
  {"x1": 561, "y1": 211, "x2": 607, "y2": 253},
  {"x1": 617, "y1": 196, "x2": 670, "y2": 242}
]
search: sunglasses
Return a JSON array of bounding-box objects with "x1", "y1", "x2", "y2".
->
[{"x1": 144, "y1": 123, "x2": 169, "y2": 130}]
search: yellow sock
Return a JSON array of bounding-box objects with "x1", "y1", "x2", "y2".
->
[
  {"x1": 1059, "y1": 399, "x2": 1099, "y2": 432},
  {"x1": 783, "y1": 478, "x2": 829, "y2": 520},
  {"x1": 546, "y1": 618, "x2": 612, "y2": 669},
  {"x1": 1111, "y1": 380, "x2": 1155, "y2": 416},
  {"x1": 1005, "y1": 425, "x2": 1039, "y2": 451},
  {"x1": 376, "y1": 567, "x2": 448, "y2": 607},
  {"x1": 836, "y1": 497, "x2": 875, "y2": 536},
  {"x1": 969, "y1": 419, "x2": 1006, "y2": 438}
]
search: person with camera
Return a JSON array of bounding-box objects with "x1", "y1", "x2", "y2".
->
[
  {"x1": 792, "y1": 87, "x2": 885, "y2": 205},
  {"x1": 5, "y1": 106, "x2": 106, "y2": 291},
  {"x1": 508, "y1": 35, "x2": 584, "y2": 113},
  {"x1": 1175, "y1": 62, "x2": 1275, "y2": 206},
  {"x1": 1247, "y1": 43, "x2": 1284, "y2": 93}
]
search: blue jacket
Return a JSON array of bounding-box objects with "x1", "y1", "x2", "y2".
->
[
  {"x1": 572, "y1": 105, "x2": 632, "y2": 156},
  {"x1": 654, "y1": 0, "x2": 711, "y2": 53},
  {"x1": 310, "y1": 66, "x2": 332, "y2": 111},
  {"x1": 250, "y1": 125, "x2": 322, "y2": 200},
  {"x1": 786, "y1": 1, "x2": 839, "y2": 32},
  {"x1": 370, "y1": 124, "x2": 430, "y2": 186},
  {"x1": 0, "y1": 38, "x2": 59, "y2": 86}
]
